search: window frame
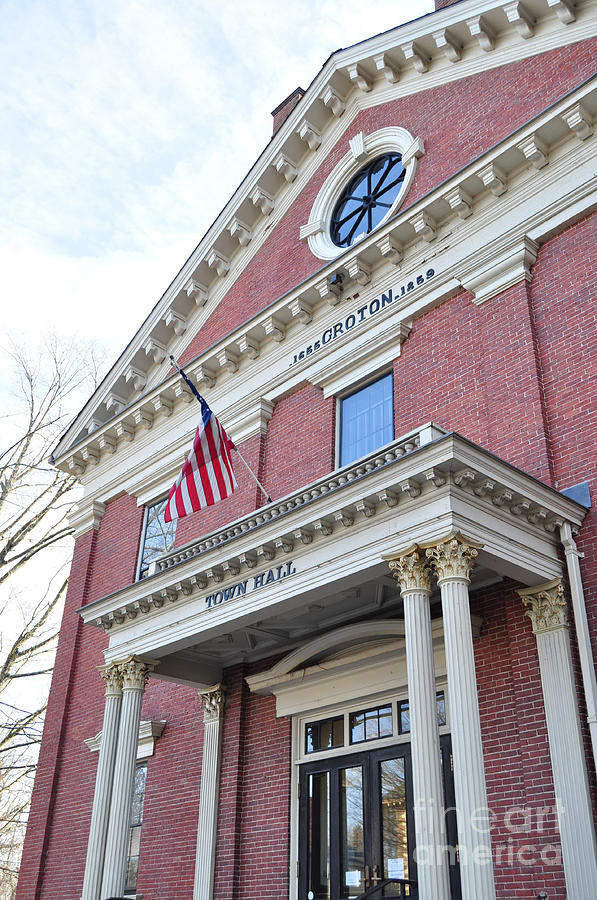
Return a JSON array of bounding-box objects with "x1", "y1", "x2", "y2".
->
[
  {"x1": 136, "y1": 496, "x2": 177, "y2": 581},
  {"x1": 336, "y1": 371, "x2": 395, "y2": 469}
]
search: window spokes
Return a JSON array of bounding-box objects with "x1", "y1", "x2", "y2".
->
[{"x1": 330, "y1": 153, "x2": 404, "y2": 249}]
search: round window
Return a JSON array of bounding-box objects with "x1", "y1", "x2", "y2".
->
[{"x1": 330, "y1": 153, "x2": 406, "y2": 249}]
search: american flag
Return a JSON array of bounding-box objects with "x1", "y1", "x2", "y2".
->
[{"x1": 163, "y1": 392, "x2": 237, "y2": 522}]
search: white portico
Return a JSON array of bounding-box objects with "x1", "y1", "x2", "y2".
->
[{"x1": 78, "y1": 426, "x2": 597, "y2": 900}]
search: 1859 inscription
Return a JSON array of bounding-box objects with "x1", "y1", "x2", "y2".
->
[{"x1": 290, "y1": 267, "x2": 435, "y2": 367}]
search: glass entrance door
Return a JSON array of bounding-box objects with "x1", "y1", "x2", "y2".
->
[
  {"x1": 298, "y1": 737, "x2": 459, "y2": 900},
  {"x1": 299, "y1": 745, "x2": 415, "y2": 899}
]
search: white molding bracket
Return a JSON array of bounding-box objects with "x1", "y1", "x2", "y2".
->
[{"x1": 459, "y1": 234, "x2": 539, "y2": 305}]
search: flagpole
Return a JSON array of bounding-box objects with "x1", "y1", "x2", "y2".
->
[{"x1": 169, "y1": 356, "x2": 273, "y2": 504}]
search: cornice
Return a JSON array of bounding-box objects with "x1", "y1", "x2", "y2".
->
[
  {"x1": 85, "y1": 719, "x2": 166, "y2": 760},
  {"x1": 52, "y1": 0, "x2": 597, "y2": 459},
  {"x1": 68, "y1": 499, "x2": 106, "y2": 538},
  {"x1": 53, "y1": 77, "x2": 597, "y2": 482},
  {"x1": 78, "y1": 428, "x2": 586, "y2": 635}
]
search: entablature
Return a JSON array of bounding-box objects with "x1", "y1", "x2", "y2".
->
[
  {"x1": 52, "y1": 2, "x2": 597, "y2": 461},
  {"x1": 78, "y1": 428, "x2": 586, "y2": 666}
]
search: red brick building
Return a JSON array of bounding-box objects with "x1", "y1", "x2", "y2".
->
[{"x1": 17, "y1": 1, "x2": 597, "y2": 898}]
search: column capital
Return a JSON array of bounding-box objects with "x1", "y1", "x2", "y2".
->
[
  {"x1": 199, "y1": 685, "x2": 226, "y2": 723},
  {"x1": 518, "y1": 578, "x2": 567, "y2": 633},
  {"x1": 98, "y1": 662, "x2": 123, "y2": 697},
  {"x1": 387, "y1": 545, "x2": 434, "y2": 594},
  {"x1": 119, "y1": 656, "x2": 157, "y2": 691},
  {"x1": 425, "y1": 531, "x2": 482, "y2": 584}
]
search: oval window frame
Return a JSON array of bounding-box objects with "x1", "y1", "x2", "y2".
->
[{"x1": 301, "y1": 126, "x2": 423, "y2": 261}]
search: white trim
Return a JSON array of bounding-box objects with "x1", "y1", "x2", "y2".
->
[
  {"x1": 135, "y1": 505, "x2": 150, "y2": 583},
  {"x1": 246, "y1": 617, "x2": 458, "y2": 720},
  {"x1": 303, "y1": 127, "x2": 423, "y2": 260},
  {"x1": 84, "y1": 719, "x2": 166, "y2": 761},
  {"x1": 560, "y1": 522, "x2": 597, "y2": 775}
]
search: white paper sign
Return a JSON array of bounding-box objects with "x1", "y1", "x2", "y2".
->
[
  {"x1": 345, "y1": 870, "x2": 361, "y2": 887},
  {"x1": 387, "y1": 857, "x2": 405, "y2": 879}
]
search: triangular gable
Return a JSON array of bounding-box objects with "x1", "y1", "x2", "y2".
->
[{"x1": 52, "y1": 0, "x2": 594, "y2": 461}]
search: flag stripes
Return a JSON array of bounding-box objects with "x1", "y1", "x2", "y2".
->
[{"x1": 164, "y1": 396, "x2": 237, "y2": 522}]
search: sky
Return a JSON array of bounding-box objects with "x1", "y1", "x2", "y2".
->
[{"x1": 1, "y1": 0, "x2": 434, "y2": 384}]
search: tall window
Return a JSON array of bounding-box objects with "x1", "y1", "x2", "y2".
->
[
  {"x1": 124, "y1": 762, "x2": 147, "y2": 895},
  {"x1": 339, "y1": 374, "x2": 394, "y2": 466},
  {"x1": 138, "y1": 498, "x2": 177, "y2": 579}
]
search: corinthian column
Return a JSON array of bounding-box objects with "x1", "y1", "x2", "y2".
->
[
  {"x1": 193, "y1": 686, "x2": 226, "y2": 900},
  {"x1": 81, "y1": 663, "x2": 123, "y2": 900},
  {"x1": 100, "y1": 657, "x2": 155, "y2": 900},
  {"x1": 518, "y1": 579, "x2": 597, "y2": 899},
  {"x1": 426, "y1": 533, "x2": 496, "y2": 900},
  {"x1": 388, "y1": 548, "x2": 451, "y2": 900}
]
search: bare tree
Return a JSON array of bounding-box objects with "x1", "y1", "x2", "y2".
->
[{"x1": 0, "y1": 338, "x2": 106, "y2": 899}]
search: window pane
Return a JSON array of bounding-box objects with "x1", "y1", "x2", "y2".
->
[
  {"x1": 124, "y1": 763, "x2": 147, "y2": 894},
  {"x1": 350, "y1": 705, "x2": 392, "y2": 744},
  {"x1": 308, "y1": 772, "x2": 331, "y2": 899},
  {"x1": 130, "y1": 763, "x2": 147, "y2": 824},
  {"x1": 398, "y1": 693, "x2": 445, "y2": 734},
  {"x1": 350, "y1": 712, "x2": 365, "y2": 744},
  {"x1": 398, "y1": 700, "x2": 410, "y2": 735},
  {"x1": 436, "y1": 692, "x2": 446, "y2": 727},
  {"x1": 365, "y1": 709, "x2": 379, "y2": 741},
  {"x1": 340, "y1": 374, "x2": 393, "y2": 466},
  {"x1": 124, "y1": 846, "x2": 139, "y2": 894},
  {"x1": 380, "y1": 758, "x2": 410, "y2": 892},
  {"x1": 305, "y1": 716, "x2": 344, "y2": 753},
  {"x1": 379, "y1": 706, "x2": 393, "y2": 737},
  {"x1": 138, "y1": 498, "x2": 177, "y2": 579},
  {"x1": 340, "y1": 766, "x2": 365, "y2": 898}
]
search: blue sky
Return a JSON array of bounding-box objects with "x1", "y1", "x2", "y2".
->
[{"x1": 1, "y1": 0, "x2": 433, "y2": 366}]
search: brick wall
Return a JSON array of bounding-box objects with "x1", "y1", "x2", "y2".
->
[
  {"x1": 393, "y1": 280, "x2": 554, "y2": 483},
  {"x1": 530, "y1": 212, "x2": 597, "y2": 625},
  {"x1": 235, "y1": 677, "x2": 291, "y2": 900},
  {"x1": 263, "y1": 383, "x2": 336, "y2": 498},
  {"x1": 16, "y1": 495, "x2": 203, "y2": 899},
  {"x1": 472, "y1": 581, "x2": 566, "y2": 897},
  {"x1": 16, "y1": 531, "x2": 98, "y2": 900}
]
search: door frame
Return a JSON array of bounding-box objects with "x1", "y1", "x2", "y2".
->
[{"x1": 297, "y1": 735, "x2": 459, "y2": 900}]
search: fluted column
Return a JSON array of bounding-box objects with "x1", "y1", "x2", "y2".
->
[
  {"x1": 81, "y1": 664, "x2": 123, "y2": 900},
  {"x1": 388, "y1": 548, "x2": 451, "y2": 900},
  {"x1": 193, "y1": 686, "x2": 226, "y2": 900},
  {"x1": 100, "y1": 657, "x2": 155, "y2": 900},
  {"x1": 518, "y1": 579, "x2": 597, "y2": 899},
  {"x1": 426, "y1": 533, "x2": 496, "y2": 900}
]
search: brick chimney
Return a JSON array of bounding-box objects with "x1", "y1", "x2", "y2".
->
[{"x1": 271, "y1": 87, "x2": 306, "y2": 136}]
